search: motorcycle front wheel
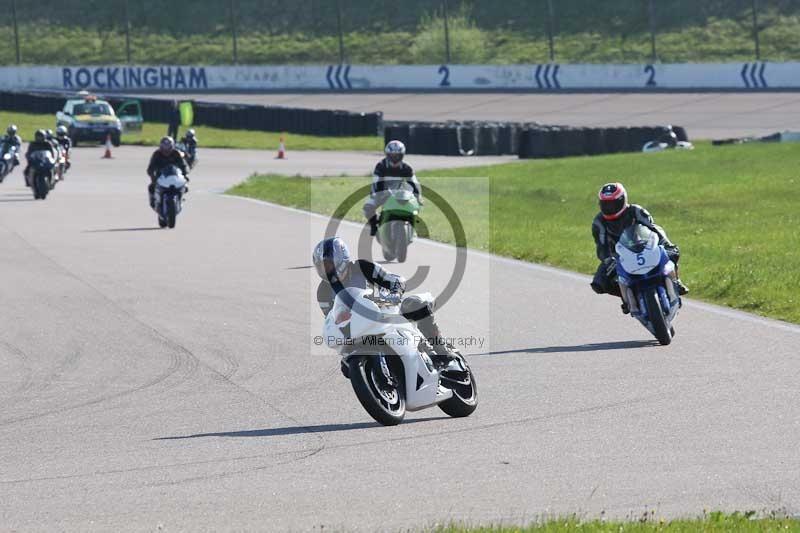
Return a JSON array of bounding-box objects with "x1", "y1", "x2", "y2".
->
[
  {"x1": 349, "y1": 355, "x2": 405, "y2": 426},
  {"x1": 644, "y1": 288, "x2": 672, "y2": 345},
  {"x1": 166, "y1": 197, "x2": 177, "y2": 228},
  {"x1": 33, "y1": 173, "x2": 48, "y2": 200}
]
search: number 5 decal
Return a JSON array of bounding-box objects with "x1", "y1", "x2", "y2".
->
[
  {"x1": 439, "y1": 65, "x2": 451, "y2": 87},
  {"x1": 644, "y1": 64, "x2": 657, "y2": 87},
  {"x1": 636, "y1": 253, "x2": 646, "y2": 266}
]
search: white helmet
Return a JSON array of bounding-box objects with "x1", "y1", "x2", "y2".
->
[
  {"x1": 385, "y1": 140, "x2": 406, "y2": 166},
  {"x1": 56, "y1": 125, "x2": 68, "y2": 137}
]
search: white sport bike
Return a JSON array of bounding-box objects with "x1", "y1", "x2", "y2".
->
[
  {"x1": 615, "y1": 224, "x2": 682, "y2": 345},
  {"x1": 323, "y1": 285, "x2": 478, "y2": 426},
  {"x1": 153, "y1": 164, "x2": 187, "y2": 229}
]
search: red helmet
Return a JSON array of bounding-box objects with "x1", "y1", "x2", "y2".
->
[{"x1": 598, "y1": 182, "x2": 628, "y2": 221}]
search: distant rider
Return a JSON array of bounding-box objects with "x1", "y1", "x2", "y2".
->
[
  {"x1": 23, "y1": 129, "x2": 57, "y2": 186},
  {"x1": 590, "y1": 182, "x2": 689, "y2": 313},
  {"x1": 178, "y1": 128, "x2": 197, "y2": 166},
  {"x1": 55, "y1": 125, "x2": 72, "y2": 170},
  {"x1": 1, "y1": 124, "x2": 22, "y2": 167},
  {"x1": 363, "y1": 140, "x2": 421, "y2": 236},
  {"x1": 146, "y1": 136, "x2": 189, "y2": 208},
  {"x1": 313, "y1": 237, "x2": 457, "y2": 366}
]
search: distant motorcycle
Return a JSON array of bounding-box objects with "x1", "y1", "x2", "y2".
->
[
  {"x1": 153, "y1": 164, "x2": 187, "y2": 229},
  {"x1": 323, "y1": 285, "x2": 478, "y2": 426},
  {"x1": 27, "y1": 150, "x2": 56, "y2": 200},
  {"x1": 176, "y1": 141, "x2": 197, "y2": 169},
  {"x1": 0, "y1": 141, "x2": 19, "y2": 183},
  {"x1": 615, "y1": 224, "x2": 682, "y2": 345},
  {"x1": 376, "y1": 183, "x2": 421, "y2": 263}
]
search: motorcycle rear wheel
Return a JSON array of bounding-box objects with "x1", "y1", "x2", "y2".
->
[
  {"x1": 349, "y1": 355, "x2": 405, "y2": 426},
  {"x1": 438, "y1": 357, "x2": 478, "y2": 418}
]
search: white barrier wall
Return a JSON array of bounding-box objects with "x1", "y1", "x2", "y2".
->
[{"x1": 0, "y1": 63, "x2": 798, "y2": 91}]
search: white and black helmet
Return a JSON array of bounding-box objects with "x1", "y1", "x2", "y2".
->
[
  {"x1": 385, "y1": 140, "x2": 406, "y2": 165},
  {"x1": 312, "y1": 237, "x2": 352, "y2": 283},
  {"x1": 56, "y1": 125, "x2": 68, "y2": 137},
  {"x1": 159, "y1": 136, "x2": 175, "y2": 153}
]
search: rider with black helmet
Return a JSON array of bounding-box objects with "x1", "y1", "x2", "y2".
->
[
  {"x1": 313, "y1": 236, "x2": 457, "y2": 368},
  {"x1": 591, "y1": 182, "x2": 688, "y2": 312},
  {"x1": 146, "y1": 136, "x2": 189, "y2": 207},
  {"x1": 23, "y1": 129, "x2": 57, "y2": 186}
]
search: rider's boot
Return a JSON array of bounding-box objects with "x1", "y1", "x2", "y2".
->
[
  {"x1": 420, "y1": 321, "x2": 458, "y2": 367},
  {"x1": 675, "y1": 278, "x2": 689, "y2": 295},
  {"x1": 148, "y1": 183, "x2": 156, "y2": 209},
  {"x1": 368, "y1": 215, "x2": 378, "y2": 236}
]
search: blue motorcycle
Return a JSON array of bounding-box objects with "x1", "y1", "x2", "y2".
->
[{"x1": 615, "y1": 224, "x2": 681, "y2": 345}]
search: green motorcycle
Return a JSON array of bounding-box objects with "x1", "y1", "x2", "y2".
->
[{"x1": 376, "y1": 185, "x2": 421, "y2": 263}]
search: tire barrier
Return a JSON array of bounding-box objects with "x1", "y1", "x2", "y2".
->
[
  {"x1": 0, "y1": 90, "x2": 382, "y2": 137},
  {"x1": 385, "y1": 121, "x2": 543, "y2": 157},
  {"x1": 384, "y1": 120, "x2": 688, "y2": 159}
]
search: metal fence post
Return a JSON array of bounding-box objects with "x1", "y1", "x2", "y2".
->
[
  {"x1": 11, "y1": 0, "x2": 20, "y2": 64},
  {"x1": 124, "y1": 0, "x2": 132, "y2": 63},
  {"x1": 443, "y1": 0, "x2": 451, "y2": 64},
  {"x1": 229, "y1": 0, "x2": 239, "y2": 64},
  {"x1": 546, "y1": 0, "x2": 555, "y2": 62},
  {"x1": 648, "y1": 0, "x2": 657, "y2": 62},
  {"x1": 752, "y1": 0, "x2": 761, "y2": 60},
  {"x1": 336, "y1": 0, "x2": 345, "y2": 63}
]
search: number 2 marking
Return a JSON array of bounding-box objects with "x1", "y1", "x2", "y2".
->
[
  {"x1": 644, "y1": 64, "x2": 657, "y2": 87},
  {"x1": 439, "y1": 65, "x2": 451, "y2": 87}
]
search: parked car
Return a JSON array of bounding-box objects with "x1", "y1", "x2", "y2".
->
[{"x1": 55, "y1": 93, "x2": 141, "y2": 147}]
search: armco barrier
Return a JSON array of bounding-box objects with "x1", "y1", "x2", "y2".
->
[{"x1": 0, "y1": 90, "x2": 382, "y2": 137}]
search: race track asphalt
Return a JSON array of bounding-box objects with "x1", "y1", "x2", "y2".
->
[
  {"x1": 141, "y1": 92, "x2": 800, "y2": 140},
  {"x1": 1, "y1": 145, "x2": 799, "y2": 531}
]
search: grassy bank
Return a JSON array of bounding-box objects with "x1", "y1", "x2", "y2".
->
[
  {"x1": 0, "y1": 111, "x2": 382, "y2": 152},
  {"x1": 2, "y1": 14, "x2": 800, "y2": 64},
  {"x1": 228, "y1": 142, "x2": 800, "y2": 324},
  {"x1": 438, "y1": 511, "x2": 800, "y2": 532}
]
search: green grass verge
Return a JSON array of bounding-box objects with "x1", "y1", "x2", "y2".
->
[
  {"x1": 3, "y1": 13, "x2": 800, "y2": 64},
  {"x1": 435, "y1": 511, "x2": 800, "y2": 532},
  {"x1": 0, "y1": 110, "x2": 382, "y2": 152},
  {"x1": 228, "y1": 142, "x2": 800, "y2": 324}
]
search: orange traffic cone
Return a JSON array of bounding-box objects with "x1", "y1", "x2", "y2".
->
[
  {"x1": 276, "y1": 136, "x2": 286, "y2": 159},
  {"x1": 102, "y1": 134, "x2": 113, "y2": 159}
]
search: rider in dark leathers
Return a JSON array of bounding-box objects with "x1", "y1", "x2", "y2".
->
[
  {"x1": 313, "y1": 237, "x2": 456, "y2": 366},
  {"x1": 147, "y1": 136, "x2": 189, "y2": 208},
  {"x1": 1, "y1": 124, "x2": 22, "y2": 167},
  {"x1": 591, "y1": 182, "x2": 688, "y2": 313},
  {"x1": 363, "y1": 140, "x2": 421, "y2": 236},
  {"x1": 23, "y1": 129, "x2": 57, "y2": 186}
]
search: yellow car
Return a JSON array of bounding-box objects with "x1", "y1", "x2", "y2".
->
[{"x1": 56, "y1": 94, "x2": 122, "y2": 147}]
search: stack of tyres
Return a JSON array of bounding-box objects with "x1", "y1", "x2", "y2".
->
[
  {"x1": 477, "y1": 124, "x2": 500, "y2": 156},
  {"x1": 583, "y1": 128, "x2": 607, "y2": 156}
]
